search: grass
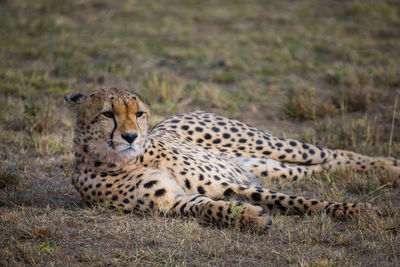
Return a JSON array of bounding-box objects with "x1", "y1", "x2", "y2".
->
[
  {"x1": 0, "y1": 164, "x2": 21, "y2": 189},
  {"x1": 283, "y1": 87, "x2": 335, "y2": 120},
  {"x1": 0, "y1": 0, "x2": 399, "y2": 265}
]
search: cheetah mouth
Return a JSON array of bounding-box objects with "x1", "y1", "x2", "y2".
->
[
  {"x1": 104, "y1": 142, "x2": 144, "y2": 161},
  {"x1": 119, "y1": 145, "x2": 136, "y2": 153},
  {"x1": 116, "y1": 144, "x2": 143, "y2": 155},
  {"x1": 122, "y1": 147, "x2": 136, "y2": 153}
]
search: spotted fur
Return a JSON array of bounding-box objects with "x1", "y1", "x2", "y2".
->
[{"x1": 65, "y1": 88, "x2": 400, "y2": 232}]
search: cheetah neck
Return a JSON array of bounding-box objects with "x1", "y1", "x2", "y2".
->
[
  {"x1": 73, "y1": 141, "x2": 144, "y2": 173},
  {"x1": 71, "y1": 140, "x2": 153, "y2": 203}
]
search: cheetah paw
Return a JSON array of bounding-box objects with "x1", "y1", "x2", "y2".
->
[
  {"x1": 326, "y1": 203, "x2": 360, "y2": 220},
  {"x1": 239, "y1": 204, "x2": 272, "y2": 233}
]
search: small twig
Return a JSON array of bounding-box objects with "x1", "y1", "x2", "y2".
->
[{"x1": 388, "y1": 94, "x2": 398, "y2": 157}]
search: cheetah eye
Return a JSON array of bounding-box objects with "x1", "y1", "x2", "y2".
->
[
  {"x1": 102, "y1": 111, "x2": 114, "y2": 118},
  {"x1": 136, "y1": 111, "x2": 144, "y2": 118}
]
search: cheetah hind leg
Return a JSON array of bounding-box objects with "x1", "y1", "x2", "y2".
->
[
  {"x1": 248, "y1": 133, "x2": 400, "y2": 177},
  {"x1": 333, "y1": 149, "x2": 400, "y2": 178},
  {"x1": 229, "y1": 155, "x2": 400, "y2": 182},
  {"x1": 229, "y1": 157, "x2": 323, "y2": 182}
]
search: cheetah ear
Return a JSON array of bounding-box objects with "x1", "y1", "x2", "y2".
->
[{"x1": 64, "y1": 92, "x2": 87, "y2": 110}]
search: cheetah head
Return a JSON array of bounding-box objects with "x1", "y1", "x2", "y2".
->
[{"x1": 65, "y1": 88, "x2": 151, "y2": 165}]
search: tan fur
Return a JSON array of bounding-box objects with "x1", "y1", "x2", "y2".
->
[{"x1": 66, "y1": 88, "x2": 400, "y2": 232}]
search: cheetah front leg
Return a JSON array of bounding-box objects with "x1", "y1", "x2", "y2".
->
[
  {"x1": 168, "y1": 194, "x2": 272, "y2": 232},
  {"x1": 132, "y1": 169, "x2": 271, "y2": 232},
  {"x1": 223, "y1": 184, "x2": 361, "y2": 220}
]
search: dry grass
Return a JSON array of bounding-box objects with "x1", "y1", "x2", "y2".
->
[
  {"x1": 1, "y1": 0, "x2": 400, "y2": 266},
  {"x1": 0, "y1": 165, "x2": 21, "y2": 189},
  {"x1": 136, "y1": 72, "x2": 231, "y2": 116},
  {"x1": 283, "y1": 87, "x2": 336, "y2": 120}
]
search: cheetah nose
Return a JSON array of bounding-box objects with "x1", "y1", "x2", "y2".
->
[{"x1": 121, "y1": 132, "x2": 138, "y2": 144}]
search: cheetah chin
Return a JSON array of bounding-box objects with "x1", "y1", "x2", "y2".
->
[{"x1": 103, "y1": 144, "x2": 144, "y2": 166}]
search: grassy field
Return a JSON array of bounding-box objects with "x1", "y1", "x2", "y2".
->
[{"x1": 1, "y1": 0, "x2": 400, "y2": 265}]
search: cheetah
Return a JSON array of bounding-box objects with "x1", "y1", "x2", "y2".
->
[{"x1": 65, "y1": 88, "x2": 400, "y2": 232}]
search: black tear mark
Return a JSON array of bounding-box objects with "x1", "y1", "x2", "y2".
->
[{"x1": 109, "y1": 103, "x2": 117, "y2": 149}]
